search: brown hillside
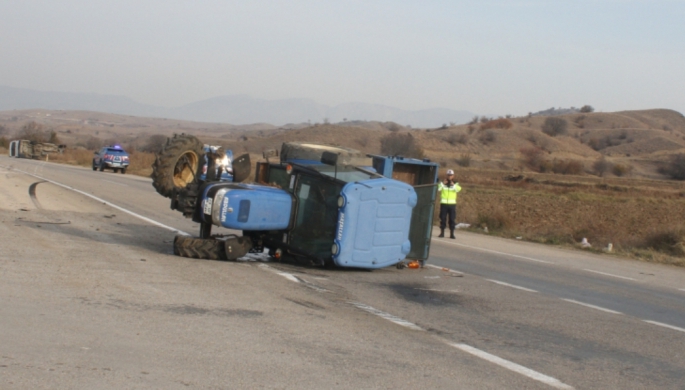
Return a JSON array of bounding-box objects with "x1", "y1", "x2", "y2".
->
[{"x1": 2, "y1": 108, "x2": 685, "y2": 179}]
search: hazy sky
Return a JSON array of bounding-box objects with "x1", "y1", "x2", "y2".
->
[{"x1": 2, "y1": 0, "x2": 684, "y2": 116}]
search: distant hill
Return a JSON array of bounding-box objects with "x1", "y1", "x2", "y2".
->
[
  {"x1": 0, "y1": 86, "x2": 475, "y2": 128},
  {"x1": 3, "y1": 108, "x2": 684, "y2": 180}
]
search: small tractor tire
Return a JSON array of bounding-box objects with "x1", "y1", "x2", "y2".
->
[
  {"x1": 151, "y1": 134, "x2": 204, "y2": 198},
  {"x1": 173, "y1": 235, "x2": 227, "y2": 261}
]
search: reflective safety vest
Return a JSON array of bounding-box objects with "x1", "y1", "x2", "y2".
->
[{"x1": 438, "y1": 182, "x2": 461, "y2": 205}]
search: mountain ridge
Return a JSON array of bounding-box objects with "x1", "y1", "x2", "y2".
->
[{"x1": 0, "y1": 85, "x2": 475, "y2": 128}]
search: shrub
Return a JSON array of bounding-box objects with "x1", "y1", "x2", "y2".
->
[
  {"x1": 592, "y1": 157, "x2": 611, "y2": 177},
  {"x1": 0, "y1": 136, "x2": 8, "y2": 148},
  {"x1": 658, "y1": 154, "x2": 685, "y2": 180},
  {"x1": 477, "y1": 208, "x2": 512, "y2": 231},
  {"x1": 642, "y1": 228, "x2": 685, "y2": 257},
  {"x1": 355, "y1": 136, "x2": 369, "y2": 147},
  {"x1": 446, "y1": 133, "x2": 468, "y2": 145},
  {"x1": 520, "y1": 146, "x2": 546, "y2": 171},
  {"x1": 85, "y1": 136, "x2": 103, "y2": 150},
  {"x1": 16, "y1": 122, "x2": 49, "y2": 142},
  {"x1": 140, "y1": 134, "x2": 168, "y2": 153},
  {"x1": 380, "y1": 132, "x2": 424, "y2": 159},
  {"x1": 387, "y1": 123, "x2": 401, "y2": 132},
  {"x1": 612, "y1": 163, "x2": 632, "y2": 177},
  {"x1": 551, "y1": 159, "x2": 584, "y2": 175},
  {"x1": 478, "y1": 130, "x2": 497, "y2": 144},
  {"x1": 541, "y1": 117, "x2": 568, "y2": 137},
  {"x1": 480, "y1": 118, "x2": 512, "y2": 130},
  {"x1": 580, "y1": 105, "x2": 594, "y2": 113},
  {"x1": 586, "y1": 135, "x2": 618, "y2": 151},
  {"x1": 48, "y1": 131, "x2": 61, "y2": 144},
  {"x1": 455, "y1": 154, "x2": 471, "y2": 167}
]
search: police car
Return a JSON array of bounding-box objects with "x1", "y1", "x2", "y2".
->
[{"x1": 92, "y1": 145, "x2": 130, "y2": 173}]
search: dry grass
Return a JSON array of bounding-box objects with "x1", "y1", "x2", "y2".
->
[{"x1": 439, "y1": 169, "x2": 685, "y2": 266}]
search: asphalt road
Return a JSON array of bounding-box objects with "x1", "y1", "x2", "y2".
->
[{"x1": 1, "y1": 155, "x2": 684, "y2": 389}]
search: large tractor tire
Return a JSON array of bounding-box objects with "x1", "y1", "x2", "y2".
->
[
  {"x1": 173, "y1": 235, "x2": 227, "y2": 261},
  {"x1": 280, "y1": 142, "x2": 369, "y2": 166},
  {"x1": 151, "y1": 134, "x2": 204, "y2": 198}
]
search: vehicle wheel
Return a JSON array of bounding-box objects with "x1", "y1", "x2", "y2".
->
[
  {"x1": 280, "y1": 142, "x2": 365, "y2": 165},
  {"x1": 113, "y1": 168, "x2": 119, "y2": 173},
  {"x1": 99, "y1": 164, "x2": 104, "y2": 172},
  {"x1": 173, "y1": 235, "x2": 227, "y2": 260},
  {"x1": 120, "y1": 167, "x2": 127, "y2": 174},
  {"x1": 92, "y1": 161, "x2": 97, "y2": 171},
  {"x1": 151, "y1": 134, "x2": 204, "y2": 198}
]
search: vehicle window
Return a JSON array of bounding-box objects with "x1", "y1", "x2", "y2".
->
[
  {"x1": 289, "y1": 175, "x2": 342, "y2": 260},
  {"x1": 266, "y1": 166, "x2": 290, "y2": 190}
]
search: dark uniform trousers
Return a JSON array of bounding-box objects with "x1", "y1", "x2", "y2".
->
[{"x1": 439, "y1": 203, "x2": 456, "y2": 230}]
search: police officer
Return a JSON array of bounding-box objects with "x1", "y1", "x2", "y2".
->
[{"x1": 438, "y1": 169, "x2": 461, "y2": 239}]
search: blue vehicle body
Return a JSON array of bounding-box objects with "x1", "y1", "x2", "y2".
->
[
  {"x1": 200, "y1": 183, "x2": 293, "y2": 231},
  {"x1": 244, "y1": 160, "x2": 417, "y2": 269},
  {"x1": 333, "y1": 178, "x2": 416, "y2": 268},
  {"x1": 367, "y1": 155, "x2": 440, "y2": 261},
  {"x1": 166, "y1": 139, "x2": 437, "y2": 269}
]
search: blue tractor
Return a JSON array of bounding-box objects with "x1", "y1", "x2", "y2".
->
[{"x1": 151, "y1": 135, "x2": 439, "y2": 269}]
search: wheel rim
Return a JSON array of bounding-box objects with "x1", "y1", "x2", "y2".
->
[{"x1": 173, "y1": 151, "x2": 200, "y2": 187}]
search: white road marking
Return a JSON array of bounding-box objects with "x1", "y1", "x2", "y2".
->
[
  {"x1": 678, "y1": 288, "x2": 685, "y2": 292},
  {"x1": 561, "y1": 299, "x2": 623, "y2": 315},
  {"x1": 448, "y1": 343, "x2": 574, "y2": 390},
  {"x1": 258, "y1": 264, "x2": 300, "y2": 283},
  {"x1": 257, "y1": 264, "x2": 330, "y2": 292},
  {"x1": 643, "y1": 320, "x2": 685, "y2": 334},
  {"x1": 583, "y1": 269, "x2": 636, "y2": 281},
  {"x1": 425, "y1": 264, "x2": 465, "y2": 274},
  {"x1": 8, "y1": 167, "x2": 190, "y2": 236},
  {"x1": 487, "y1": 279, "x2": 538, "y2": 293},
  {"x1": 100, "y1": 179, "x2": 129, "y2": 187},
  {"x1": 436, "y1": 240, "x2": 553, "y2": 264},
  {"x1": 349, "y1": 302, "x2": 425, "y2": 331},
  {"x1": 414, "y1": 288, "x2": 460, "y2": 293},
  {"x1": 350, "y1": 301, "x2": 574, "y2": 389},
  {"x1": 292, "y1": 276, "x2": 331, "y2": 293}
]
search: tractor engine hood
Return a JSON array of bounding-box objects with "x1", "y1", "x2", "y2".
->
[{"x1": 202, "y1": 183, "x2": 293, "y2": 231}]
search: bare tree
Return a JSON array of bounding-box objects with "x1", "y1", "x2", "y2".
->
[
  {"x1": 380, "y1": 132, "x2": 424, "y2": 159},
  {"x1": 592, "y1": 157, "x2": 611, "y2": 177},
  {"x1": 541, "y1": 117, "x2": 568, "y2": 137},
  {"x1": 658, "y1": 154, "x2": 685, "y2": 180},
  {"x1": 16, "y1": 122, "x2": 48, "y2": 142},
  {"x1": 140, "y1": 134, "x2": 169, "y2": 153}
]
